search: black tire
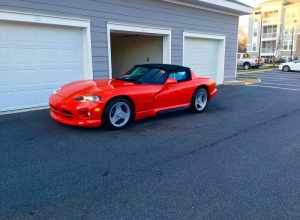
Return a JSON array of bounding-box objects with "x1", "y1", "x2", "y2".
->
[
  {"x1": 103, "y1": 98, "x2": 133, "y2": 130},
  {"x1": 191, "y1": 87, "x2": 208, "y2": 113},
  {"x1": 243, "y1": 62, "x2": 251, "y2": 70},
  {"x1": 282, "y1": 65, "x2": 290, "y2": 72}
]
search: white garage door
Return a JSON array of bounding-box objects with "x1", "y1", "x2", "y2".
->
[
  {"x1": 0, "y1": 21, "x2": 84, "y2": 111},
  {"x1": 184, "y1": 36, "x2": 225, "y2": 84}
]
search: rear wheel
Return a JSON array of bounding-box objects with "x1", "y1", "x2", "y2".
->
[
  {"x1": 243, "y1": 62, "x2": 251, "y2": 70},
  {"x1": 191, "y1": 88, "x2": 208, "y2": 113},
  {"x1": 282, "y1": 65, "x2": 290, "y2": 72},
  {"x1": 104, "y1": 98, "x2": 133, "y2": 130}
]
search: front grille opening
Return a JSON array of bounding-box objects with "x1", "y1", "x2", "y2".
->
[
  {"x1": 61, "y1": 109, "x2": 73, "y2": 117},
  {"x1": 51, "y1": 105, "x2": 73, "y2": 118}
]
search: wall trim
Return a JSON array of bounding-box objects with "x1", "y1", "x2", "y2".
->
[
  {"x1": 107, "y1": 22, "x2": 172, "y2": 79},
  {"x1": 0, "y1": 10, "x2": 93, "y2": 80},
  {"x1": 182, "y1": 31, "x2": 226, "y2": 84},
  {"x1": 163, "y1": 0, "x2": 252, "y2": 17}
]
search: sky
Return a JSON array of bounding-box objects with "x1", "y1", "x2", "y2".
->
[{"x1": 238, "y1": 0, "x2": 264, "y2": 28}]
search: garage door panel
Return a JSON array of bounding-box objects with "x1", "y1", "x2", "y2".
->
[
  {"x1": 3, "y1": 88, "x2": 56, "y2": 111},
  {"x1": 184, "y1": 37, "x2": 224, "y2": 84},
  {"x1": 1, "y1": 70, "x2": 80, "y2": 92},
  {"x1": 0, "y1": 21, "x2": 84, "y2": 111}
]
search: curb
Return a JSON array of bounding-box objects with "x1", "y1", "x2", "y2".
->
[
  {"x1": 238, "y1": 68, "x2": 277, "y2": 75},
  {"x1": 223, "y1": 80, "x2": 245, "y2": 86},
  {"x1": 224, "y1": 78, "x2": 261, "y2": 86}
]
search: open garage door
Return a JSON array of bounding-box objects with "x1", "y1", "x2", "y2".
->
[
  {"x1": 107, "y1": 23, "x2": 171, "y2": 79},
  {"x1": 183, "y1": 33, "x2": 225, "y2": 84},
  {"x1": 0, "y1": 16, "x2": 92, "y2": 112},
  {"x1": 111, "y1": 33, "x2": 163, "y2": 78}
]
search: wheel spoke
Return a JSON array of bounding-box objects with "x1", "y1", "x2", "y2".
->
[
  {"x1": 109, "y1": 101, "x2": 131, "y2": 127},
  {"x1": 111, "y1": 115, "x2": 118, "y2": 124},
  {"x1": 195, "y1": 90, "x2": 207, "y2": 111}
]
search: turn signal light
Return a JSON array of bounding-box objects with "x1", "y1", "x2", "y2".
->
[{"x1": 78, "y1": 108, "x2": 91, "y2": 119}]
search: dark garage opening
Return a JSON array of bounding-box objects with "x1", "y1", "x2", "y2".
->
[{"x1": 110, "y1": 32, "x2": 163, "y2": 78}]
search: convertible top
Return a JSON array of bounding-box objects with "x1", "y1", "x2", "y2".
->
[{"x1": 135, "y1": 64, "x2": 190, "y2": 72}]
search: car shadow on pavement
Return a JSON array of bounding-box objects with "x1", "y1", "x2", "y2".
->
[{"x1": 0, "y1": 97, "x2": 225, "y2": 135}]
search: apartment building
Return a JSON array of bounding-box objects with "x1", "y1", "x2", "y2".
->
[{"x1": 248, "y1": 0, "x2": 300, "y2": 62}]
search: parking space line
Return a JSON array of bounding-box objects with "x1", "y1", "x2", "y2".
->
[
  {"x1": 259, "y1": 75, "x2": 300, "y2": 80},
  {"x1": 261, "y1": 79, "x2": 300, "y2": 85},
  {"x1": 261, "y1": 74, "x2": 300, "y2": 76},
  {"x1": 260, "y1": 82, "x2": 300, "y2": 88},
  {"x1": 247, "y1": 84, "x2": 300, "y2": 91}
]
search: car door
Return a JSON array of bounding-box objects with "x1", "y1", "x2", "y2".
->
[
  {"x1": 294, "y1": 60, "x2": 300, "y2": 71},
  {"x1": 155, "y1": 69, "x2": 194, "y2": 110}
]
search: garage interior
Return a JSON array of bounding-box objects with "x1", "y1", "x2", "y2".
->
[{"x1": 110, "y1": 32, "x2": 164, "y2": 78}]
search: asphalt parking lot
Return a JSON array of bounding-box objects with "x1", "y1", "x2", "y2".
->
[
  {"x1": 1, "y1": 70, "x2": 300, "y2": 220},
  {"x1": 240, "y1": 69, "x2": 300, "y2": 91}
]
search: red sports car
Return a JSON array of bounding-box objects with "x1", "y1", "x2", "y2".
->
[{"x1": 49, "y1": 64, "x2": 217, "y2": 129}]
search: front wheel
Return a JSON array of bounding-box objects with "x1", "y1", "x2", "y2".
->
[
  {"x1": 282, "y1": 65, "x2": 290, "y2": 72},
  {"x1": 104, "y1": 98, "x2": 133, "y2": 130},
  {"x1": 191, "y1": 88, "x2": 208, "y2": 113}
]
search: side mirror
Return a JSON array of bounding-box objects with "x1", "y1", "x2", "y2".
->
[{"x1": 165, "y1": 78, "x2": 177, "y2": 85}]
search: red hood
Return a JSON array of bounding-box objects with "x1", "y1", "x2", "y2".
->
[{"x1": 58, "y1": 79, "x2": 135, "y2": 98}]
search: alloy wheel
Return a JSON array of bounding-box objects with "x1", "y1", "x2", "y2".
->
[
  {"x1": 195, "y1": 89, "x2": 208, "y2": 112},
  {"x1": 109, "y1": 101, "x2": 131, "y2": 128}
]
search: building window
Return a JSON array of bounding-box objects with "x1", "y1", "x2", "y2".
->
[
  {"x1": 283, "y1": 41, "x2": 288, "y2": 50},
  {"x1": 262, "y1": 25, "x2": 277, "y2": 38},
  {"x1": 254, "y1": 31, "x2": 258, "y2": 37},
  {"x1": 253, "y1": 43, "x2": 257, "y2": 51},
  {"x1": 283, "y1": 40, "x2": 293, "y2": 51}
]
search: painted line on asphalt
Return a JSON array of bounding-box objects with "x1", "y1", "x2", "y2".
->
[
  {"x1": 261, "y1": 75, "x2": 300, "y2": 79},
  {"x1": 259, "y1": 77, "x2": 300, "y2": 83},
  {"x1": 260, "y1": 76, "x2": 300, "y2": 80},
  {"x1": 239, "y1": 74, "x2": 300, "y2": 80},
  {"x1": 260, "y1": 82, "x2": 300, "y2": 88},
  {"x1": 247, "y1": 84, "x2": 300, "y2": 91},
  {"x1": 260, "y1": 79, "x2": 300, "y2": 83},
  {"x1": 259, "y1": 73, "x2": 300, "y2": 78}
]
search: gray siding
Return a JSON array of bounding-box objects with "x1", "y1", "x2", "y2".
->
[{"x1": 0, "y1": 0, "x2": 239, "y2": 80}]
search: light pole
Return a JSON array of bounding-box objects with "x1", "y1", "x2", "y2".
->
[{"x1": 290, "y1": 19, "x2": 297, "y2": 60}]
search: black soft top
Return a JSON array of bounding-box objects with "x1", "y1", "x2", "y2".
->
[{"x1": 135, "y1": 64, "x2": 190, "y2": 73}]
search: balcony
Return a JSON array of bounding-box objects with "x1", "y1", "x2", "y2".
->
[
  {"x1": 262, "y1": 32, "x2": 277, "y2": 39},
  {"x1": 261, "y1": 48, "x2": 276, "y2": 53}
]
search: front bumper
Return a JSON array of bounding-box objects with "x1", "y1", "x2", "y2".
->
[
  {"x1": 50, "y1": 110, "x2": 102, "y2": 128},
  {"x1": 49, "y1": 94, "x2": 103, "y2": 128}
]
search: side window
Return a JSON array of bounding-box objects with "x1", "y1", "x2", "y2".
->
[{"x1": 169, "y1": 71, "x2": 190, "y2": 82}]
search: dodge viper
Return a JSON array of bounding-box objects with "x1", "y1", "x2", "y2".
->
[{"x1": 49, "y1": 64, "x2": 217, "y2": 129}]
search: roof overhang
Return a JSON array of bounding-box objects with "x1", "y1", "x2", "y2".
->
[{"x1": 162, "y1": 0, "x2": 253, "y2": 16}]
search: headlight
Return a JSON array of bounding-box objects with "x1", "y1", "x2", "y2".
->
[{"x1": 74, "y1": 96, "x2": 101, "y2": 103}]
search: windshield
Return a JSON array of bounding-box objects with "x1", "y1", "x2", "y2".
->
[{"x1": 118, "y1": 66, "x2": 168, "y2": 84}]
